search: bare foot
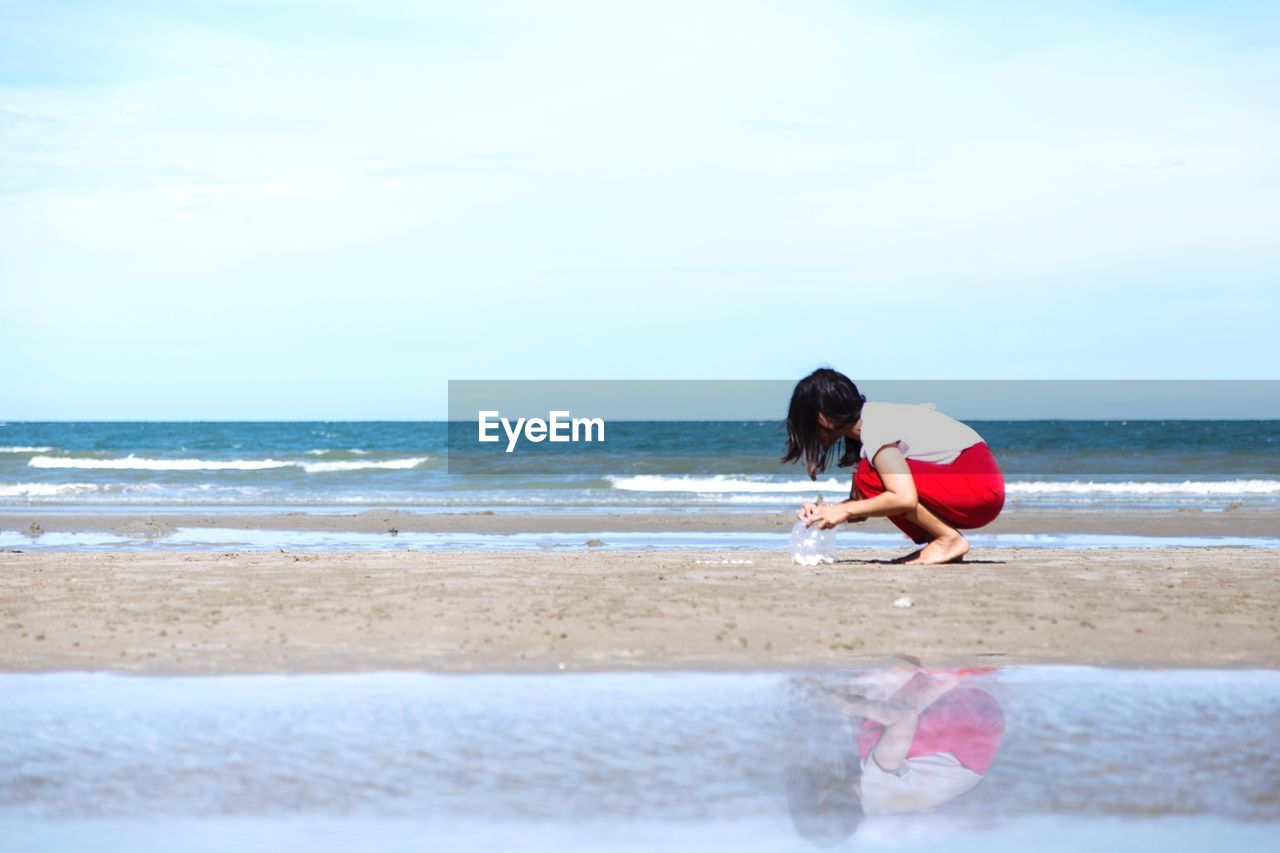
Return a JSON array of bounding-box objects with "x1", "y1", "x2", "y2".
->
[
  {"x1": 889, "y1": 548, "x2": 926, "y2": 565},
  {"x1": 899, "y1": 533, "x2": 970, "y2": 565}
]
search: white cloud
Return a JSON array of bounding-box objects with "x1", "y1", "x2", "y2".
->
[{"x1": 1, "y1": 1, "x2": 1277, "y2": 415}]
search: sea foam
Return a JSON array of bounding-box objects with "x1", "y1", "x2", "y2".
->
[
  {"x1": 608, "y1": 474, "x2": 1280, "y2": 497},
  {"x1": 1005, "y1": 479, "x2": 1280, "y2": 496},
  {"x1": 27, "y1": 455, "x2": 429, "y2": 473},
  {"x1": 299, "y1": 457, "x2": 428, "y2": 473},
  {"x1": 0, "y1": 482, "x2": 103, "y2": 497},
  {"x1": 608, "y1": 475, "x2": 850, "y2": 493}
]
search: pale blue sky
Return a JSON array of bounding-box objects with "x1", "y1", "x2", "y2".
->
[{"x1": 2, "y1": 1, "x2": 1278, "y2": 419}]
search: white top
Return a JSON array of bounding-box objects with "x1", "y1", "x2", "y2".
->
[
  {"x1": 859, "y1": 751, "x2": 984, "y2": 815},
  {"x1": 858, "y1": 402, "x2": 984, "y2": 466}
]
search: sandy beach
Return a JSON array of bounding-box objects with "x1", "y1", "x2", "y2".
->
[{"x1": 3, "y1": 546, "x2": 1277, "y2": 674}]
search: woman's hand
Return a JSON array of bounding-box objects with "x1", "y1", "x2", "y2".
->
[
  {"x1": 804, "y1": 502, "x2": 850, "y2": 529},
  {"x1": 800, "y1": 678, "x2": 869, "y2": 714}
]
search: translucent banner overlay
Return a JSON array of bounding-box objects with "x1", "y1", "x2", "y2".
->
[{"x1": 446, "y1": 380, "x2": 1280, "y2": 481}]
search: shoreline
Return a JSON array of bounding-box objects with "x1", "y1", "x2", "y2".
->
[
  {"x1": 3, "y1": 547, "x2": 1277, "y2": 675},
  {"x1": 3, "y1": 506, "x2": 1278, "y2": 539}
]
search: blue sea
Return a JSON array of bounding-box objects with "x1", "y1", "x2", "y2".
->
[{"x1": 1, "y1": 420, "x2": 1277, "y2": 511}]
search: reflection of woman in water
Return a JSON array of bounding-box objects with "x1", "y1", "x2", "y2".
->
[{"x1": 788, "y1": 668, "x2": 1004, "y2": 845}]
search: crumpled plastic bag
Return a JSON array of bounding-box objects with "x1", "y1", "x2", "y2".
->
[{"x1": 789, "y1": 518, "x2": 837, "y2": 566}]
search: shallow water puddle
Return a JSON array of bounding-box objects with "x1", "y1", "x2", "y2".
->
[
  {"x1": 4, "y1": 528, "x2": 1279, "y2": 551},
  {"x1": 1, "y1": 666, "x2": 1277, "y2": 851}
]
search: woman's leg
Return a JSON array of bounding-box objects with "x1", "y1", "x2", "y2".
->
[
  {"x1": 854, "y1": 459, "x2": 978, "y2": 564},
  {"x1": 892, "y1": 502, "x2": 970, "y2": 565},
  {"x1": 853, "y1": 460, "x2": 932, "y2": 544}
]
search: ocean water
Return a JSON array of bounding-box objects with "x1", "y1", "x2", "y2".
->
[
  {"x1": 0, "y1": 420, "x2": 1277, "y2": 511},
  {"x1": 1, "y1": 667, "x2": 1277, "y2": 851}
]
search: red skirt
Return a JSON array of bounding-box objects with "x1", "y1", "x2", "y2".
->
[
  {"x1": 853, "y1": 441, "x2": 1005, "y2": 544},
  {"x1": 857, "y1": 672, "x2": 1005, "y2": 774}
]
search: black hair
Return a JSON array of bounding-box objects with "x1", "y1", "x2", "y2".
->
[
  {"x1": 785, "y1": 756, "x2": 864, "y2": 846},
  {"x1": 781, "y1": 368, "x2": 866, "y2": 480}
]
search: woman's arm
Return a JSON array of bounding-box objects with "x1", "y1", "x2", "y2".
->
[
  {"x1": 825, "y1": 693, "x2": 919, "y2": 773},
  {"x1": 803, "y1": 445, "x2": 918, "y2": 529},
  {"x1": 811, "y1": 671, "x2": 961, "y2": 773},
  {"x1": 893, "y1": 670, "x2": 961, "y2": 714}
]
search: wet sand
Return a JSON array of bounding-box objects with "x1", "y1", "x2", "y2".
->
[
  {"x1": 2, "y1": 547, "x2": 1277, "y2": 673},
  {"x1": 3, "y1": 506, "x2": 1277, "y2": 538}
]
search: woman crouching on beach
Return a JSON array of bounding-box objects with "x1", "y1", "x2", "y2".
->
[{"x1": 782, "y1": 368, "x2": 1005, "y2": 565}]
